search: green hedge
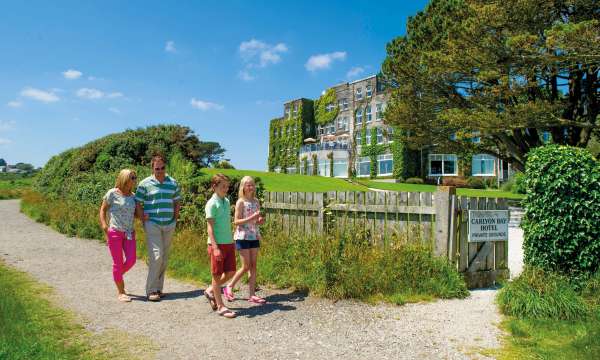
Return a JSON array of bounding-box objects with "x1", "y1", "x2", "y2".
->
[{"x1": 522, "y1": 145, "x2": 600, "y2": 276}]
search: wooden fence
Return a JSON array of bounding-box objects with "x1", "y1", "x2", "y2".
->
[{"x1": 262, "y1": 187, "x2": 512, "y2": 288}]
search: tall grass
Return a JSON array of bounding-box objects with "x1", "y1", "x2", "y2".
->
[
  {"x1": 0, "y1": 178, "x2": 33, "y2": 199},
  {"x1": 497, "y1": 267, "x2": 589, "y2": 320},
  {"x1": 20, "y1": 190, "x2": 468, "y2": 304}
]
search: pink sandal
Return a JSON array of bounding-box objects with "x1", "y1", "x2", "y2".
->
[
  {"x1": 223, "y1": 285, "x2": 235, "y2": 302},
  {"x1": 248, "y1": 295, "x2": 266, "y2": 304}
]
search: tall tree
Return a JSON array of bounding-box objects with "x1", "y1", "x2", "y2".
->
[{"x1": 382, "y1": 0, "x2": 600, "y2": 170}]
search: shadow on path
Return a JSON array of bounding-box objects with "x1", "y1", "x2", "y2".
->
[
  {"x1": 229, "y1": 290, "x2": 308, "y2": 318},
  {"x1": 129, "y1": 289, "x2": 204, "y2": 302}
]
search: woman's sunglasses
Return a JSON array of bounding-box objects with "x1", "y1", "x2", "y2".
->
[{"x1": 154, "y1": 166, "x2": 165, "y2": 171}]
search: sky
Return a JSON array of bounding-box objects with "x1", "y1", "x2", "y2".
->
[{"x1": 0, "y1": 0, "x2": 429, "y2": 169}]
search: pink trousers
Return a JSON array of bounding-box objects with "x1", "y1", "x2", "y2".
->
[{"x1": 107, "y1": 229, "x2": 136, "y2": 283}]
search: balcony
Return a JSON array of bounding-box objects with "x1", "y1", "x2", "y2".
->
[{"x1": 300, "y1": 142, "x2": 349, "y2": 154}]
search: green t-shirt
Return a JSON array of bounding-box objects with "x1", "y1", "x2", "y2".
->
[
  {"x1": 205, "y1": 194, "x2": 233, "y2": 244},
  {"x1": 135, "y1": 175, "x2": 181, "y2": 226}
]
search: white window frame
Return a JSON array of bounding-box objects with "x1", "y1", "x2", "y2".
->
[
  {"x1": 376, "y1": 103, "x2": 383, "y2": 120},
  {"x1": 377, "y1": 154, "x2": 393, "y2": 176},
  {"x1": 356, "y1": 87, "x2": 363, "y2": 100},
  {"x1": 365, "y1": 130, "x2": 371, "y2": 145},
  {"x1": 366, "y1": 105, "x2": 372, "y2": 123},
  {"x1": 343, "y1": 98, "x2": 349, "y2": 110},
  {"x1": 293, "y1": 104, "x2": 298, "y2": 115},
  {"x1": 357, "y1": 156, "x2": 371, "y2": 177},
  {"x1": 356, "y1": 108, "x2": 363, "y2": 125},
  {"x1": 376, "y1": 127, "x2": 384, "y2": 144},
  {"x1": 428, "y1": 154, "x2": 458, "y2": 176},
  {"x1": 366, "y1": 85, "x2": 372, "y2": 98},
  {"x1": 471, "y1": 154, "x2": 496, "y2": 176}
]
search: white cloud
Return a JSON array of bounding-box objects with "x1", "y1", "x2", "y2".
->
[
  {"x1": 76, "y1": 88, "x2": 104, "y2": 99},
  {"x1": 165, "y1": 41, "x2": 177, "y2": 53},
  {"x1": 305, "y1": 51, "x2": 347, "y2": 72},
  {"x1": 62, "y1": 69, "x2": 82, "y2": 80},
  {"x1": 0, "y1": 138, "x2": 11, "y2": 145},
  {"x1": 108, "y1": 107, "x2": 121, "y2": 114},
  {"x1": 7, "y1": 100, "x2": 22, "y2": 108},
  {"x1": 76, "y1": 88, "x2": 124, "y2": 100},
  {"x1": 20, "y1": 87, "x2": 60, "y2": 103},
  {"x1": 238, "y1": 70, "x2": 256, "y2": 81},
  {"x1": 346, "y1": 66, "x2": 365, "y2": 79},
  {"x1": 190, "y1": 98, "x2": 224, "y2": 111},
  {"x1": 238, "y1": 39, "x2": 288, "y2": 80}
]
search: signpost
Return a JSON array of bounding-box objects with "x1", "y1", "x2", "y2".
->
[{"x1": 468, "y1": 210, "x2": 509, "y2": 242}]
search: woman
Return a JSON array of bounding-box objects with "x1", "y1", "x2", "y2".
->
[{"x1": 99, "y1": 169, "x2": 138, "y2": 302}]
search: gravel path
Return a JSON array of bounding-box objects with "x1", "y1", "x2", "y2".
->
[{"x1": 0, "y1": 200, "x2": 502, "y2": 359}]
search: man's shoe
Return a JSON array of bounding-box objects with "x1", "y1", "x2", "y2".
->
[{"x1": 148, "y1": 292, "x2": 161, "y2": 302}]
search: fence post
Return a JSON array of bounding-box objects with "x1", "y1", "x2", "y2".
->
[{"x1": 434, "y1": 186, "x2": 456, "y2": 258}]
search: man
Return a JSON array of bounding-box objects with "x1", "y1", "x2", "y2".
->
[{"x1": 135, "y1": 155, "x2": 181, "y2": 301}]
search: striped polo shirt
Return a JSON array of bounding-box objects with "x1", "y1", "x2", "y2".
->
[{"x1": 135, "y1": 175, "x2": 181, "y2": 226}]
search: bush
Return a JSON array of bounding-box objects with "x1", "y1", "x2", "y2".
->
[
  {"x1": 497, "y1": 267, "x2": 589, "y2": 320},
  {"x1": 466, "y1": 177, "x2": 485, "y2": 189},
  {"x1": 501, "y1": 172, "x2": 526, "y2": 194},
  {"x1": 405, "y1": 177, "x2": 424, "y2": 184},
  {"x1": 441, "y1": 177, "x2": 468, "y2": 187},
  {"x1": 522, "y1": 145, "x2": 600, "y2": 275}
]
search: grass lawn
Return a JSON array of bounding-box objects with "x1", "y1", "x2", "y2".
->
[
  {"x1": 201, "y1": 168, "x2": 368, "y2": 192},
  {"x1": 0, "y1": 178, "x2": 33, "y2": 199},
  {"x1": 362, "y1": 180, "x2": 525, "y2": 199},
  {"x1": 490, "y1": 313, "x2": 600, "y2": 359},
  {"x1": 0, "y1": 260, "x2": 152, "y2": 360}
]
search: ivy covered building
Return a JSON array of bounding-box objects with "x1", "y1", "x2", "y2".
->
[{"x1": 268, "y1": 74, "x2": 513, "y2": 182}]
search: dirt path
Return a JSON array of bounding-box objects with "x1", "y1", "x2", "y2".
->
[{"x1": 0, "y1": 200, "x2": 502, "y2": 359}]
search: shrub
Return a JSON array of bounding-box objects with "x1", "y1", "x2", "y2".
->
[
  {"x1": 441, "y1": 177, "x2": 468, "y2": 187},
  {"x1": 466, "y1": 177, "x2": 485, "y2": 189},
  {"x1": 497, "y1": 267, "x2": 589, "y2": 320},
  {"x1": 405, "y1": 177, "x2": 424, "y2": 184},
  {"x1": 501, "y1": 172, "x2": 526, "y2": 194},
  {"x1": 522, "y1": 145, "x2": 600, "y2": 275}
]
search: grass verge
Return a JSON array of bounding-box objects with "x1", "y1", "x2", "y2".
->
[
  {"x1": 489, "y1": 268, "x2": 600, "y2": 359},
  {"x1": 0, "y1": 178, "x2": 33, "y2": 199},
  {"x1": 0, "y1": 259, "x2": 153, "y2": 360}
]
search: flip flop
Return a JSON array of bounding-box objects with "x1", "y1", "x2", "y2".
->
[
  {"x1": 118, "y1": 294, "x2": 132, "y2": 302},
  {"x1": 223, "y1": 285, "x2": 235, "y2": 302},
  {"x1": 248, "y1": 295, "x2": 266, "y2": 304},
  {"x1": 217, "y1": 307, "x2": 236, "y2": 318},
  {"x1": 205, "y1": 291, "x2": 217, "y2": 311}
]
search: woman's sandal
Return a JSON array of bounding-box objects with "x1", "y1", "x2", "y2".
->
[
  {"x1": 118, "y1": 293, "x2": 132, "y2": 303},
  {"x1": 248, "y1": 295, "x2": 266, "y2": 304},
  {"x1": 205, "y1": 291, "x2": 217, "y2": 311},
  {"x1": 217, "y1": 307, "x2": 236, "y2": 318}
]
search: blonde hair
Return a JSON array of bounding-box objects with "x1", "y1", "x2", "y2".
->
[
  {"x1": 115, "y1": 169, "x2": 136, "y2": 193},
  {"x1": 238, "y1": 176, "x2": 256, "y2": 200}
]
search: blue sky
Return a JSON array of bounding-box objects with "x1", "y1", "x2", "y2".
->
[{"x1": 0, "y1": 0, "x2": 428, "y2": 169}]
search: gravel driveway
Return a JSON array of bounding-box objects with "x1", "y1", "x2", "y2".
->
[{"x1": 0, "y1": 200, "x2": 502, "y2": 359}]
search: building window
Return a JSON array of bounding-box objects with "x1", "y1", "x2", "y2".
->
[
  {"x1": 472, "y1": 131, "x2": 481, "y2": 143},
  {"x1": 342, "y1": 98, "x2": 349, "y2": 110},
  {"x1": 338, "y1": 117, "x2": 348, "y2": 131},
  {"x1": 472, "y1": 154, "x2": 496, "y2": 176},
  {"x1": 376, "y1": 127, "x2": 384, "y2": 144},
  {"x1": 357, "y1": 156, "x2": 370, "y2": 177},
  {"x1": 356, "y1": 131, "x2": 362, "y2": 145},
  {"x1": 356, "y1": 87, "x2": 363, "y2": 100},
  {"x1": 429, "y1": 154, "x2": 458, "y2": 176},
  {"x1": 365, "y1": 129, "x2": 371, "y2": 144},
  {"x1": 542, "y1": 131, "x2": 551, "y2": 143},
  {"x1": 333, "y1": 160, "x2": 348, "y2": 177},
  {"x1": 319, "y1": 127, "x2": 324, "y2": 135},
  {"x1": 329, "y1": 123, "x2": 335, "y2": 134},
  {"x1": 377, "y1": 154, "x2": 393, "y2": 175},
  {"x1": 387, "y1": 127, "x2": 394, "y2": 142},
  {"x1": 356, "y1": 108, "x2": 363, "y2": 125},
  {"x1": 326, "y1": 103, "x2": 335, "y2": 113},
  {"x1": 285, "y1": 107, "x2": 290, "y2": 118},
  {"x1": 318, "y1": 161, "x2": 330, "y2": 177},
  {"x1": 376, "y1": 103, "x2": 383, "y2": 120},
  {"x1": 366, "y1": 105, "x2": 372, "y2": 123},
  {"x1": 293, "y1": 104, "x2": 298, "y2": 115},
  {"x1": 366, "y1": 85, "x2": 372, "y2": 98}
]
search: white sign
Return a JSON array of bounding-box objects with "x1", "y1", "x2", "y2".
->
[{"x1": 468, "y1": 210, "x2": 509, "y2": 242}]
